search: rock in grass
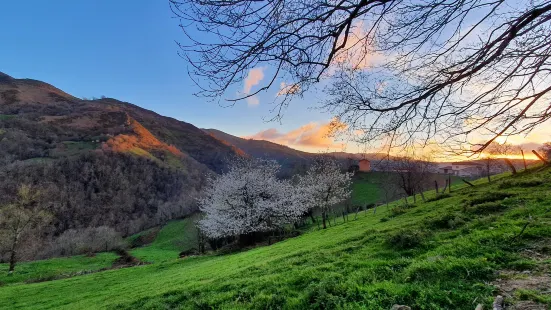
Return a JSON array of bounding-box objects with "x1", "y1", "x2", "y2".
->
[{"x1": 493, "y1": 295, "x2": 504, "y2": 310}]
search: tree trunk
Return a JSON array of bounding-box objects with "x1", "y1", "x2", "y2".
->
[
  {"x1": 434, "y1": 180, "x2": 439, "y2": 193},
  {"x1": 322, "y1": 211, "x2": 327, "y2": 229},
  {"x1": 419, "y1": 190, "x2": 426, "y2": 202},
  {"x1": 521, "y1": 150, "x2": 527, "y2": 170},
  {"x1": 8, "y1": 234, "x2": 18, "y2": 274}
]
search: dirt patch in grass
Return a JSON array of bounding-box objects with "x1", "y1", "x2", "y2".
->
[
  {"x1": 496, "y1": 271, "x2": 550, "y2": 293},
  {"x1": 112, "y1": 249, "x2": 147, "y2": 269},
  {"x1": 509, "y1": 300, "x2": 548, "y2": 310},
  {"x1": 493, "y1": 266, "x2": 550, "y2": 309},
  {"x1": 129, "y1": 227, "x2": 161, "y2": 248},
  {"x1": 492, "y1": 239, "x2": 551, "y2": 309}
]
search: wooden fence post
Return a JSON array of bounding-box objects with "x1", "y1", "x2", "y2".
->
[
  {"x1": 521, "y1": 150, "x2": 527, "y2": 170},
  {"x1": 532, "y1": 150, "x2": 549, "y2": 164},
  {"x1": 504, "y1": 158, "x2": 517, "y2": 174},
  {"x1": 434, "y1": 180, "x2": 439, "y2": 194}
]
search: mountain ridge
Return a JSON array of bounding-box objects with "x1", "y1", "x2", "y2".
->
[{"x1": 0, "y1": 72, "x2": 245, "y2": 244}]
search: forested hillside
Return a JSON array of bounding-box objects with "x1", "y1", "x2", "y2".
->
[{"x1": 0, "y1": 72, "x2": 244, "y2": 261}]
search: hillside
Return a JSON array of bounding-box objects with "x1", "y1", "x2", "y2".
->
[
  {"x1": 1, "y1": 166, "x2": 550, "y2": 309},
  {"x1": 204, "y1": 128, "x2": 315, "y2": 173},
  {"x1": 0, "y1": 72, "x2": 244, "y2": 257},
  {"x1": 0, "y1": 72, "x2": 242, "y2": 172},
  {"x1": 204, "y1": 129, "x2": 399, "y2": 174}
]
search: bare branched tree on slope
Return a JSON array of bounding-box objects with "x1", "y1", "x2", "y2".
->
[{"x1": 171, "y1": 0, "x2": 551, "y2": 154}]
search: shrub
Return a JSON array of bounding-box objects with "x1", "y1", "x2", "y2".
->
[
  {"x1": 385, "y1": 229, "x2": 426, "y2": 250},
  {"x1": 44, "y1": 226, "x2": 126, "y2": 257}
]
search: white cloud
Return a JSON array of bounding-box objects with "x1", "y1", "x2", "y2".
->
[
  {"x1": 246, "y1": 95, "x2": 260, "y2": 107},
  {"x1": 243, "y1": 67, "x2": 265, "y2": 94}
]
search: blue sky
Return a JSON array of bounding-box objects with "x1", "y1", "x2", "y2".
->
[
  {"x1": 0, "y1": 0, "x2": 345, "y2": 151},
  {"x1": 1, "y1": 1, "x2": 547, "y2": 157}
]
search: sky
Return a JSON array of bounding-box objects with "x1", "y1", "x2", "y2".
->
[
  {"x1": 0, "y1": 1, "x2": 346, "y2": 151},
  {"x1": 0, "y1": 1, "x2": 548, "y2": 157}
]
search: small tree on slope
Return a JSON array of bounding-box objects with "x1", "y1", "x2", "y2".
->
[
  {"x1": 198, "y1": 158, "x2": 306, "y2": 240},
  {"x1": 298, "y1": 157, "x2": 352, "y2": 229},
  {"x1": 0, "y1": 185, "x2": 51, "y2": 274}
]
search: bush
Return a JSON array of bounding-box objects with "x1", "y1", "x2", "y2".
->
[
  {"x1": 385, "y1": 229, "x2": 427, "y2": 250},
  {"x1": 44, "y1": 226, "x2": 126, "y2": 257}
]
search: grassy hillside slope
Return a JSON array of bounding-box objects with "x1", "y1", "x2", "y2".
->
[
  {"x1": 130, "y1": 215, "x2": 201, "y2": 263},
  {"x1": 1, "y1": 167, "x2": 550, "y2": 309}
]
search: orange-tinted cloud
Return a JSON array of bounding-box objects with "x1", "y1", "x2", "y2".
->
[
  {"x1": 244, "y1": 67, "x2": 265, "y2": 94},
  {"x1": 333, "y1": 22, "x2": 383, "y2": 70},
  {"x1": 244, "y1": 119, "x2": 347, "y2": 150}
]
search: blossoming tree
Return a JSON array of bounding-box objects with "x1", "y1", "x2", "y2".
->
[
  {"x1": 298, "y1": 157, "x2": 352, "y2": 229},
  {"x1": 198, "y1": 158, "x2": 306, "y2": 239}
]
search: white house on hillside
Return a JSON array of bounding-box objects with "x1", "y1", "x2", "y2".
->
[{"x1": 438, "y1": 162, "x2": 483, "y2": 177}]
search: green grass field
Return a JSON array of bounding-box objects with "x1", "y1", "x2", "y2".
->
[
  {"x1": 130, "y1": 215, "x2": 200, "y2": 263},
  {"x1": 0, "y1": 114, "x2": 17, "y2": 120},
  {"x1": 0, "y1": 253, "x2": 117, "y2": 286},
  {"x1": 0, "y1": 168, "x2": 550, "y2": 309},
  {"x1": 350, "y1": 172, "x2": 383, "y2": 205},
  {"x1": 351, "y1": 171, "x2": 462, "y2": 206}
]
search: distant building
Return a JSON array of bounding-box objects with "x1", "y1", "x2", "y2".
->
[
  {"x1": 438, "y1": 162, "x2": 483, "y2": 177},
  {"x1": 359, "y1": 159, "x2": 371, "y2": 172}
]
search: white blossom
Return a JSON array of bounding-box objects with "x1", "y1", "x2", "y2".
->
[
  {"x1": 198, "y1": 158, "x2": 307, "y2": 238},
  {"x1": 298, "y1": 157, "x2": 352, "y2": 228}
]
